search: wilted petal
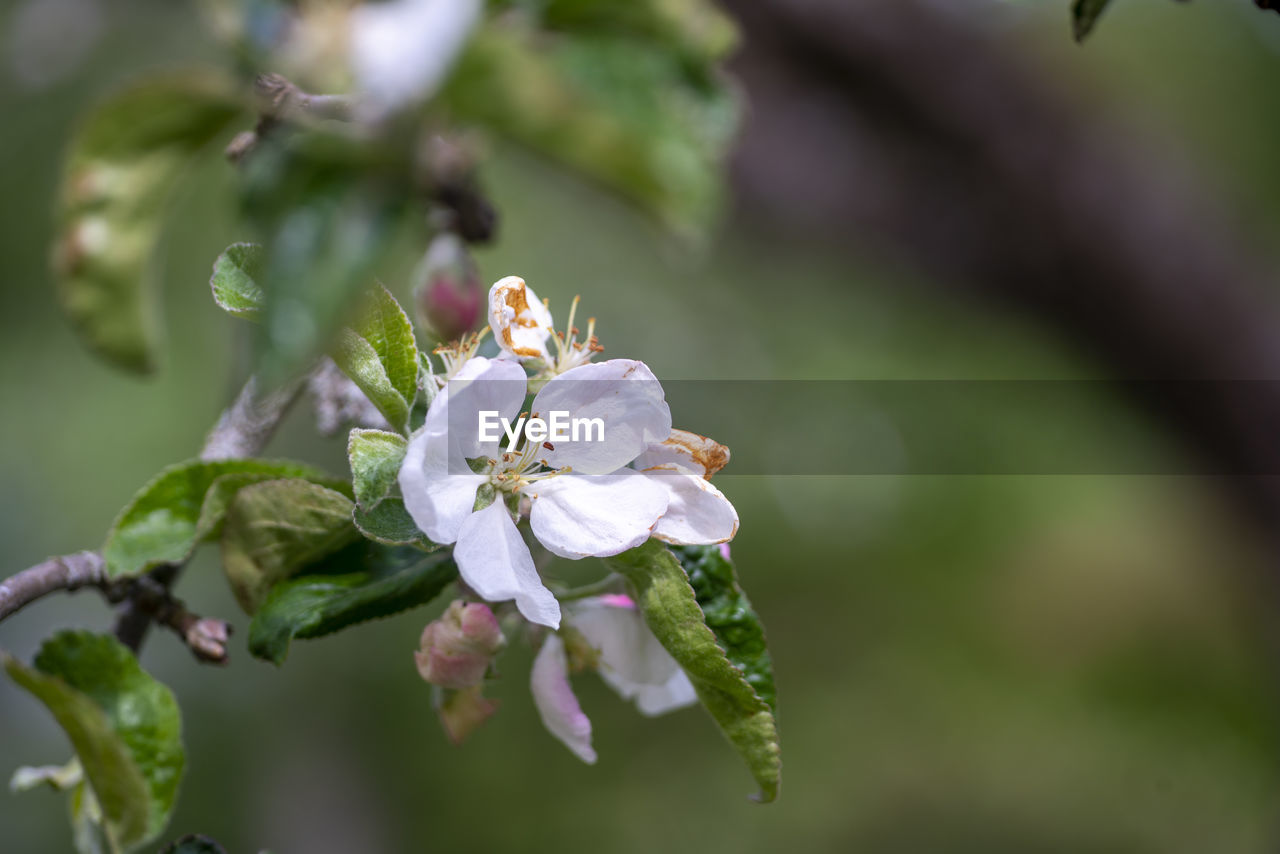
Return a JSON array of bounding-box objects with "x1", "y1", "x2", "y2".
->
[
  {"x1": 489, "y1": 276, "x2": 555, "y2": 361},
  {"x1": 633, "y1": 428, "x2": 731, "y2": 479},
  {"x1": 399, "y1": 427, "x2": 482, "y2": 544},
  {"x1": 530, "y1": 634, "x2": 596, "y2": 764},
  {"x1": 453, "y1": 499, "x2": 561, "y2": 628},
  {"x1": 647, "y1": 470, "x2": 738, "y2": 545},
  {"x1": 532, "y1": 360, "x2": 672, "y2": 475},
  {"x1": 527, "y1": 472, "x2": 668, "y2": 559}
]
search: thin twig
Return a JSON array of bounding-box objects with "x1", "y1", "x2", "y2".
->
[{"x1": 0, "y1": 552, "x2": 106, "y2": 623}]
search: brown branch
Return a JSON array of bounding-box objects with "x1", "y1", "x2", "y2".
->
[
  {"x1": 0, "y1": 551, "x2": 106, "y2": 623},
  {"x1": 225, "y1": 73, "x2": 357, "y2": 163}
]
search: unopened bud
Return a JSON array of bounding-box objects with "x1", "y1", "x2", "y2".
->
[
  {"x1": 413, "y1": 232, "x2": 482, "y2": 344},
  {"x1": 436, "y1": 685, "x2": 498, "y2": 745},
  {"x1": 415, "y1": 601, "x2": 504, "y2": 689},
  {"x1": 185, "y1": 618, "x2": 232, "y2": 665}
]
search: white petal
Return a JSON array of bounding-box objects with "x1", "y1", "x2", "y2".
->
[
  {"x1": 350, "y1": 0, "x2": 481, "y2": 115},
  {"x1": 527, "y1": 472, "x2": 668, "y2": 559},
  {"x1": 398, "y1": 427, "x2": 482, "y2": 544},
  {"x1": 530, "y1": 634, "x2": 596, "y2": 764},
  {"x1": 532, "y1": 360, "x2": 672, "y2": 475},
  {"x1": 569, "y1": 597, "x2": 697, "y2": 717},
  {"x1": 433, "y1": 356, "x2": 528, "y2": 461},
  {"x1": 648, "y1": 470, "x2": 739, "y2": 545},
  {"x1": 488, "y1": 276, "x2": 554, "y2": 361},
  {"x1": 633, "y1": 428, "x2": 731, "y2": 479},
  {"x1": 453, "y1": 499, "x2": 561, "y2": 628}
]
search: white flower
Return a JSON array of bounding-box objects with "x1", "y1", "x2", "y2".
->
[
  {"x1": 350, "y1": 0, "x2": 481, "y2": 116},
  {"x1": 488, "y1": 277, "x2": 600, "y2": 375},
  {"x1": 634, "y1": 429, "x2": 739, "y2": 546},
  {"x1": 531, "y1": 594, "x2": 697, "y2": 763}
]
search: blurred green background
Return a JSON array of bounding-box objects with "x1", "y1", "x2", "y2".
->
[{"x1": 4, "y1": 1, "x2": 1280, "y2": 851}]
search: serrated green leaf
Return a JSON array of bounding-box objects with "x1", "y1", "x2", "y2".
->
[
  {"x1": 52, "y1": 73, "x2": 243, "y2": 373},
  {"x1": 330, "y1": 286, "x2": 418, "y2": 433},
  {"x1": 442, "y1": 22, "x2": 739, "y2": 235},
  {"x1": 3, "y1": 631, "x2": 184, "y2": 850},
  {"x1": 102, "y1": 459, "x2": 344, "y2": 579},
  {"x1": 672, "y1": 545, "x2": 776, "y2": 713},
  {"x1": 221, "y1": 479, "x2": 362, "y2": 614},
  {"x1": 160, "y1": 833, "x2": 227, "y2": 854},
  {"x1": 352, "y1": 497, "x2": 435, "y2": 547},
  {"x1": 1072, "y1": 0, "x2": 1114, "y2": 41},
  {"x1": 348, "y1": 428, "x2": 407, "y2": 509},
  {"x1": 605, "y1": 540, "x2": 781, "y2": 802},
  {"x1": 248, "y1": 544, "x2": 457, "y2": 664},
  {"x1": 209, "y1": 242, "x2": 264, "y2": 319}
]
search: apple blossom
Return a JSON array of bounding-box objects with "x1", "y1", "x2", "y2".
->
[{"x1": 415, "y1": 600, "x2": 505, "y2": 689}]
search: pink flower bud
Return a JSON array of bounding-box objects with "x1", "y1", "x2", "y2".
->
[
  {"x1": 437, "y1": 685, "x2": 499, "y2": 745},
  {"x1": 414, "y1": 601, "x2": 504, "y2": 689},
  {"x1": 414, "y1": 232, "x2": 482, "y2": 343}
]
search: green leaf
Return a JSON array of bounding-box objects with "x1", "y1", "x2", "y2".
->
[
  {"x1": 220, "y1": 479, "x2": 362, "y2": 614},
  {"x1": 52, "y1": 73, "x2": 243, "y2": 373},
  {"x1": 209, "y1": 242, "x2": 264, "y2": 319},
  {"x1": 605, "y1": 540, "x2": 781, "y2": 802},
  {"x1": 348, "y1": 428, "x2": 408, "y2": 509},
  {"x1": 3, "y1": 631, "x2": 184, "y2": 850},
  {"x1": 330, "y1": 286, "x2": 419, "y2": 433},
  {"x1": 672, "y1": 545, "x2": 776, "y2": 713},
  {"x1": 102, "y1": 459, "x2": 343, "y2": 579},
  {"x1": 442, "y1": 21, "x2": 739, "y2": 235},
  {"x1": 1072, "y1": 0, "x2": 1114, "y2": 41},
  {"x1": 160, "y1": 834, "x2": 227, "y2": 854},
  {"x1": 248, "y1": 544, "x2": 457, "y2": 664},
  {"x1": 353, "y1": 497, "x2": 435, "y2": 547}
]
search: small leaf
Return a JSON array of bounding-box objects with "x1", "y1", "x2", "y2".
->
[
  {"x1": 248, "y1": 544, "x2": 457, "y2": 665},
  {"x1": 160, "y1": 833, "x2": 228, "y2": 854},
  {"x1": 672, "y1": 545, "x2": 776, "y2": 713},
  {"x1": 330, "y1": 286, "x2": 419, "y2": 433},
  {"x1": 52, "y1": 73, "x2": 243, "y2": 372},
  {"x1": 103, "y1": 459, "x2": 344, "y2": 579},
  {"x1": 353, "y1": 497, "x2": 436, "y2": 547},
  {"x1": 605, "y1": 540, "x2": 781, "y2": 802},
  {"x1": 209, "y1": 242, "x2": 265, "y2": 319},
  {"x1": 348, "y1": 428, "x2": 407, "y2": 509},
  {"x1": 221, "y1": 479, "x2": 362, "y2": 614},
  {"x1": 1072, "y1": 0, "x2": 1114, "y2": 41},
  {"x1": 3, "y1": 631, "x2": 185, "y2": 849}
]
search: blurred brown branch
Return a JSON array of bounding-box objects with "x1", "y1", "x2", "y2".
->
[{"x1": 725, "y1": 0, "x2": 1280, "y2": 541}]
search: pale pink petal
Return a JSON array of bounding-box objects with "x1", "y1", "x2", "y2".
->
[
  {"x1": 648, "y1": 469, "x2": 738, "y2": 546},
  {"x1": 488, "y1": 276, "x2": 555, "y2": 361},
  {"x1": 526, "y1": 472, "x2": 668, "y2": 559},
  {"x1": 531, "y1": 360, "x2": 672, "y2": 475},
  {"x1": 633, "y1": 429, "x2": 730, "y2": 479},
  {"x1": 399, "y1": 427, "x2": 482, "y2": 543},
  {"x1": 530, "y1": 634, "x2": 596, "y2": 764},
  {"x1": 453, "y1": 499, "x2": 561, "y2": 628},
  {"x1": 435, "y1": 356, "x2": 528, "y2": 461}
]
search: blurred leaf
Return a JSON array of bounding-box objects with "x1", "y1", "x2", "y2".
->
[
  {"x1": 1072, "y1": 0, "x2": 1114, "y2": 41},
  {"x1": 533, "y1": 0, "x2": 738, "y2": 62},
  {"x1": 103, "y1": 459, "x2": 344, "y2": 579},
  {"x1": 52, "y1": 73, "x2": 243, "y2": 373},
  {"x1": 160, "y1": 833, "x2": 227, "y2": 854},
  {"x1": 209, "y1": 242, "x2": 265, "y2": 319},
  {"x1": 221, "y1": 479, "x2": 362, "y2": 614},
  {"x1": 330, "y1": 286, "x2": 419, "y2": 433},
  {"x1": 348, "y1": 428, "x2": 407, "y2": 509},
  {"x1": 248, "y1": 544, "x2": 457, "y2": 664},
  {"x1": 241, "y1": 132, "x2": 411, "y2": 382},
  {"x1": 673, "y1": 545, "x2": 777, "y2": 713},
  {"x1": 3, "y1": 631, "x2": 184, "y2": 850},
  {"x1": 442, "y1": 20, "x2": 739, "y2": 235},
  {"x1": 353, "y1": 497, "x2": 436, "y2": 547},
  {"x1": 605, "y1": 540, "x2": 781, "y2": 802}
]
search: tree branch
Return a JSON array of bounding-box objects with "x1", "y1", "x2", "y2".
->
[{"x1": 0, "y1": 551, "x2": 106, "y2": 623}]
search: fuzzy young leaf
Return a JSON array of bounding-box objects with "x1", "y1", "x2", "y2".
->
[
  {"x1": 442, "y1": 20, "x2": 739, "y2": 236},
  {"x1": 348, "y1": 429, "x2": 408, "y2": 509},
  {"x1": 3, "y1": 631, "x2": 184, "y2": 850},
  {"x1": 672, "y1": 545, "x2": 776, "y2": 713},
  {"x1": 605, "y1": 540, "x2": 781, "y2": 802},
  {"x1": 353, "y1": 497, "x2": 435, "y2": 547},
  {"x1": 52, "y1": 73, "x2": 243, "y2": 373},
  {"x1": 209, "y1": 243, "x2": 265, "y2": 319},
  {"x1": 102, "y1": 459, "x2": 343, "y2": 579},
  {"x1": 221, "y1": 479, "x2": 362, "y2": 614},
  {"x1": 1072, "y1": 0, "x2": 1114, "y2": 41},
  {"x1": 248, "y1": 544, "x2": 458, "y2": 665},
  {"x1": 331, "y1": 286, "x2": 419, "y2": 433}
]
